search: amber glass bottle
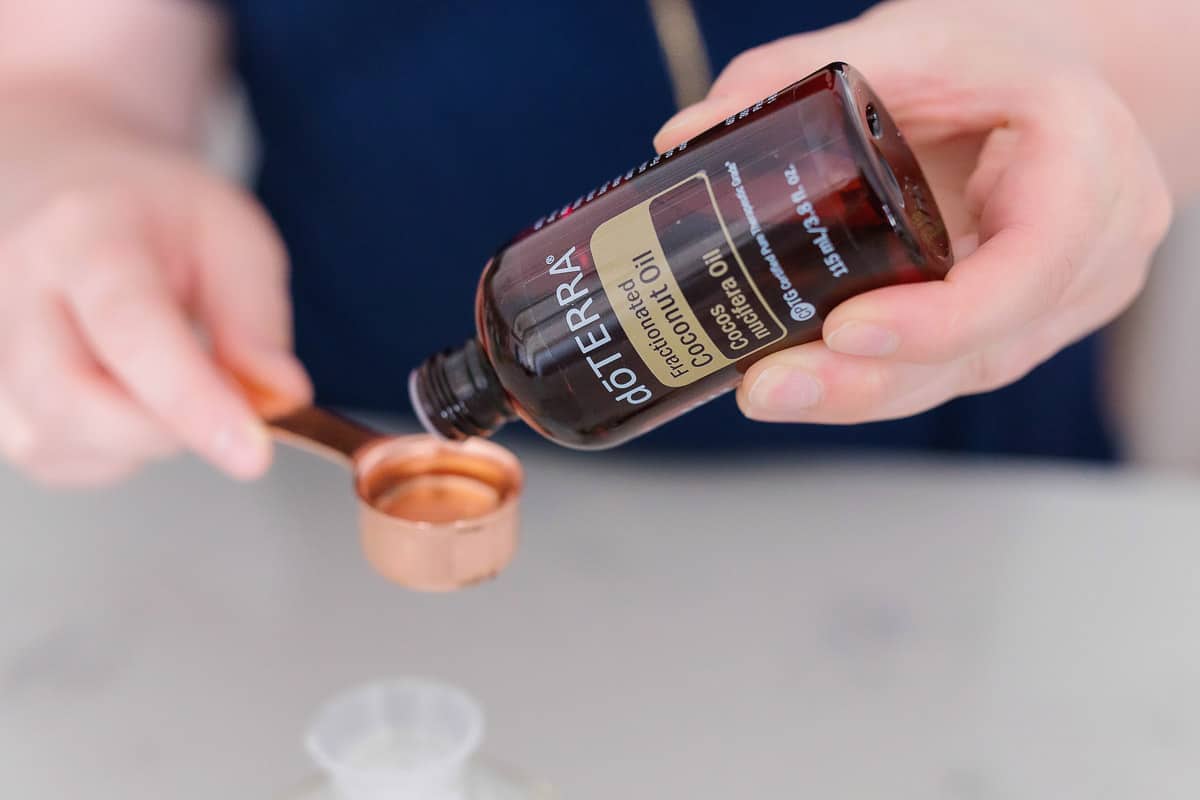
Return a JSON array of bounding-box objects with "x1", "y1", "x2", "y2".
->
[{"x1": 410, "y1": 63, "x2": 953, "y2": 449}]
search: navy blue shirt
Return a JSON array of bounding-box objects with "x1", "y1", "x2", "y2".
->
[{"x1": 217, "y1": 0, "x2": 1114, "y2": 460}]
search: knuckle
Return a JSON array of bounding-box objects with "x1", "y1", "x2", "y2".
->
[
  {"x1": 962, "y1": 352, "x2": 998, "y2": 393},
  {"x1": 962, "y1": 351, "x2": 1003, "y2": 394},
  {"x1": 847, "y1": 360, "x2": 895, "y2": 410},
  {"x1": 933, "y1": 305, "x2": 971, "y2": 361},
  {"x1": 922, "y1": 297, "x2": 976, "y2": 363},
  {"x1": 1037, "y1": 250, "x2": 1077, "y2": 312},
  {"x1": 1139, "y1": 181, "x2": 1175, "y2": 251},
  {"x1": 1117, "y1": 261, "x2": 1153, "y2": 312},
  {"x1": 963, "y1": 347, "x2": 1034, "y2": 395}
]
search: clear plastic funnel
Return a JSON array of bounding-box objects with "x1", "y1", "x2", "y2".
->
[{"x1": 305, "y1": 679, "x2": 484, "y2": 800}]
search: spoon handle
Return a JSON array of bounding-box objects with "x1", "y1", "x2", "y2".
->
[
  {"x1": 265, "y1": 406, "x2": 380, "y2": 466},
  {"x1": 232, "y1": 372, "x2": 380, "y2": 466}
]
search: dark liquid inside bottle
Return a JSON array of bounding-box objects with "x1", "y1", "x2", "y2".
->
[{"x1": 411, "y1": 63, "x2": 953, "y2": 449}]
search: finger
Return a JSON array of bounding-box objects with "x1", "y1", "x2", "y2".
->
[
  {"x1": 58, "y1": 375, "x2": 178, "y2": 461},
  {"x1": 2, "y1": 370, "x2": 177, "y2": 487},
  {"x1": 184, "y1": 179, "x2": 312, "y2": 405},
  {"x1": 823, "y1": 83, "x2": 1109, "y2": 364},
  {"x1": 60, "y1": 238, "x2": 272, "y2": 479},
  {"x1": 0, "y1": 293, "x2": 177, "y2": 464},
  {"x1": 962, "y1": 128, "x2": 1021, "y2": 220},
  {"x1": 1, "y1": 370, "x2": 177, "y2": 486},
  {"x1": 738, "y1": 342, "x2": 958, "y2": 424},
  {"x1": 739, "y1": 319, "x2": 1070, "y2": 425},
  {"x1": 13, "y1": 375, "x2": 179, "y2": 465}
]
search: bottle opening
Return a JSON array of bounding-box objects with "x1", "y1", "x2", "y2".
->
[{"x1": 409, "y1": 340, "x2": 514, "y2": 441}]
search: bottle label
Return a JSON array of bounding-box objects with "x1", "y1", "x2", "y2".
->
[{"x1": 590, "y1": 172, "x2": 786, "y2": 387}]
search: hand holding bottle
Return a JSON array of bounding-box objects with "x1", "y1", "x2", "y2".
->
[{"x1": 655, "y1": 0, "x2": 1178, "y2": 425}]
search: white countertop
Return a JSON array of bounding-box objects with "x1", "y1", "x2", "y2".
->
[{"x1": 2, "y1": 430, "x2": 1199, "y2": 799}]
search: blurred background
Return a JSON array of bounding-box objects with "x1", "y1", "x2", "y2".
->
[{"x1": 1109, "y1": 207, "x2": 1200, "y2": 469}]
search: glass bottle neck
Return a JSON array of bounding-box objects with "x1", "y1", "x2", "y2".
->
[{"x1": 410, "y1": 339, "x2": 515, "y2": 441}]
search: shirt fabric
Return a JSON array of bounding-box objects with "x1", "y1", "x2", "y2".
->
[{"x1": 215, "y1": 0, "x2": 1115, "y2": 460}]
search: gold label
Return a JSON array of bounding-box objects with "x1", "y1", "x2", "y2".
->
[{"x1": 590, "y1": 172, "x2": 785, "y2": 387}]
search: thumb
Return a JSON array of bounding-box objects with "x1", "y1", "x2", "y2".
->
[
  {"x1": 653, "y1": 9, "x2": 1014, "y2": 153},
  {"x1": 184, "y1": 177, "x2": 312, "y2": 406}
]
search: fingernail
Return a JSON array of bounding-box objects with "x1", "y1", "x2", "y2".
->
[
  {"x1": 746, "y1": 366, "x2": 823, "y2": 420},
  {"x1": 826, "y1": 322, "x2": 900, "y2": 357},
  {"x1": 213, "y1": 419, "x2": 271, "y2": 478}
]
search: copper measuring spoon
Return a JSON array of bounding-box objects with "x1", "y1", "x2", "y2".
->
[{"x1": 242, "y1": 380, "x2": 522, "y2": 592}]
